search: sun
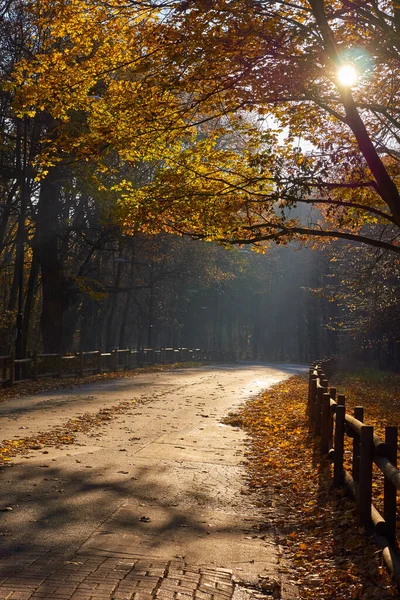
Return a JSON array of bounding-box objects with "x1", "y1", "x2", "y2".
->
[{"x1": 337, "y1": 64, "x2": 358, "y2": 87}]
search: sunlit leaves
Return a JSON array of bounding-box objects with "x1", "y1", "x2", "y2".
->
[
  {"x1": 6, "y1": 0, "x2": 400, "y2": 249},
  {"x1": 224, "y1": 376, "x2": 398, "y2": 599}
]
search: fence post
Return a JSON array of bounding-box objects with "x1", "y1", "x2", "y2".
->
[
  {"x1": 334, "y1": 396, "x2": 346, "y2": 486},
  {"x1": 320, "y1": 392, "x2": 331, "y2": 454},
  {"x1": 79, "y1": 351, "x2": 84, "y2": 377},
  {"x1": 359, "y1": 425, "x2": 374, "y2": 527},
  {"x1": 384, "y1": 426, "x2": 398, "y2": 546},
  {"x1": 337, "y1": 394, "x2": 345, "y2": 407},
  {"x1": 33, "y1": 350, "x2": 38, "y2": 381},
  {"x1": 9, "y1": 351, "x2": 15, "y2": 386},
  {"x1": 150, "y1": 348, "x2": 155, "y2": 365},
  {"x1": 96, "y1": 350, "x2": 102, "y2": 374},
  {"x1": 314, "y1": 380, "x2": 327, "y2": 437},
  {"x1": 57, "y1": 353, "x2": 63, "y2": 378},
  {"x1": 353, "y1": 407, "x2": 364, "y2": 483},
  {"x1": 307, "y1": 366, "x2": 312, "y2": 401},
  {"x1": 113, "y1": 349, "x2": 118, "y2": 371},
  {"x1": 314, "y1": 384, "x2": 322, "y2": 436},
  {"x1": 328, "y1": 387, "x2": 337, "y2": 447},
  {"x1": 308, "y1": 374, "x2": 318, "y2": 428},
  {"x1": 307, "y1": 368, "x2": 315, "y2": 417}
]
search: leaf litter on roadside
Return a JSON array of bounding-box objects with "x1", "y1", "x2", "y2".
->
[
  {"x1": 223, "y1": 375, "x2": 399, "y2": 599},
  {"x1": 0, "y1": 399, "x2": 137, "y2": 464},
  {"x1": 0, "y1": 360, "x2": 203, "y2": 463},
  {"x1": 0, "y1": 361, "x2": 202, "y2": 404}
]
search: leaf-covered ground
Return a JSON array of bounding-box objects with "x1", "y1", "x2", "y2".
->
[
  {"x1": 0, "y1": 399, "x2": 138, "y2": 464},
  {"x1": 334, "y1": 370, "x2": 400, "y2": 519},
  {"x1": 0, "y1": 362, "x2": 201, "y2": 403},
  {"x1": 0, "y1": 362, "x2": 202, "y2": 464},
  {"x1": 333, "y1": 370, "x2": 400, "y2": 440},
  {"x1": 224, "y1": 375, "x2": 400, "y2": 599}
]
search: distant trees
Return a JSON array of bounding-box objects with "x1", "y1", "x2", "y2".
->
[
  {"x1": 312, "y1": 240, "x2": 400, "y2": 369},
  {"x1": 72, "y1": 236, "x2": 337, "y2": 363},
  {"x1": 0, "y1": 213, "x2": 336, "y2": 361}
]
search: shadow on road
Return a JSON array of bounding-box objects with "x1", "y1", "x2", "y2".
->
[{"x1": 0, "y1": 456, "x2": 241, "y2": 557}]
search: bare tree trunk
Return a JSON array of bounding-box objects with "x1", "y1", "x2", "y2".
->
[
  {"x1": 147, "y1": 264, "x2": 155, "y2": 348},
  {"x1": 35, "y1": 170, "x2": 72, "y2": 353},
  {"x1": 106, "y1": 241, "x2": 124, "y2": 350},
  {"x1": 0, "y1": 183, "x2": 19, "y2": 253},
  {"x1": 119, "y1": 291, "x2": 132, "y2": 348},
  {"x1": 21, "y1": 251, "x2": 39, "y2": 355}
]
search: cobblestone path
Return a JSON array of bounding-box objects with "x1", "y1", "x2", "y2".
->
[{"x1": 0, "y1": 551, "x2": 259, "y2": 600}]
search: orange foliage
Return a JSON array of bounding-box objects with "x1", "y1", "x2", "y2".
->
[{"x1": 225, "y1": 376, "x2": 399, "y2": 599}]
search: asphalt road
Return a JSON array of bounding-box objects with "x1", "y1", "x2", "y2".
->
[{"x1": 0, "y1": 362, "x2": 305, "y2": 585}]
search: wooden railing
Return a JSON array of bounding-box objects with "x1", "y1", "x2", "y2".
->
[
  {"x1": 0, "y1": 348, "x2": 234, "y2": 387},
  {"x1": 307, "y1": 362, "x2": 400, "y2": 584}
]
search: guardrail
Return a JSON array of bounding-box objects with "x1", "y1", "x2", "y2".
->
[
  {"x1": 0, "y1": 348, "x2": 234, "y2": 387},
  {"x1": 307, "y1": 362, "x2": 400, "y2": 584}
]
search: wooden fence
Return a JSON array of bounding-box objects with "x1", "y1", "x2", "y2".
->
[
  {"x1": 307, "y1": 361, "x2": 400, "y2": 584},
  {"x1": 0, "y1": 348, "x2": 233, "y2": 387}
]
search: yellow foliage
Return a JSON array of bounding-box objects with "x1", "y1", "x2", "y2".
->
[{"x1": 224, "y1": 376, "x2": 398, "y2": 599}]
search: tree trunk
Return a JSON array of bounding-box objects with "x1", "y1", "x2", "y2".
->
[
  {"x1": 35, "y1": 170, "x2": 72, "y2": 353},
  {"x1": 119, "y1": 291, "x2": 132, "y2": 348},
  {"x1": 308, "y1": 0, "x2": 400, "y2": 225},
  {"x1": 105, "y1": 252, "x2": 123, "y2": 350},
  {"x1": 0, "y1": 183, "x2": 19, "y2": 253},
  {"x1": 21, "y1": 251, "x2": 39, "y2": 355}
]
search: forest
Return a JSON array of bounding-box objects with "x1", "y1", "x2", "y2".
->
[{"x1": 0, "y1": 0, "x2": 399, "y2": 368}]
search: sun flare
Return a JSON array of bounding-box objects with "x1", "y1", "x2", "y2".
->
[{"x1": 337, "y1": 64, "x2": 358, "y2": 86}]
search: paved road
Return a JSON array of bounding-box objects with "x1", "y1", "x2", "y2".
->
[{"x1": 0, "y1": 364, "x2": 304, "y2": 600}]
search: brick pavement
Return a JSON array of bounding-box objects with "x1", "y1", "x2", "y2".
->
[{"x1": 0, "y1": 551, "x2": 259, "y2": 600}]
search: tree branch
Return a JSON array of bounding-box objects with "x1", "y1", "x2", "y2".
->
[{"x1": 230, "y1": 222, "x2": 400, "y2": 254}]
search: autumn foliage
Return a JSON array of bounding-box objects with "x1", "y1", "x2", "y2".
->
[
  {"x1": 7, "y1": 0, "x2": 400, "y2": 251},
  {"x1": 2, "y1": 0, "x2": 400, "y2": 355}
]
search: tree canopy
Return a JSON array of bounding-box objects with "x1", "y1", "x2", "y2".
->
[
  {"x1": 7, "y1": 0, "x2": 399, "y2": 253},
  {"x1": 157, "y1": 0, "x2": 400, "y2": 252},
  {"x1": 1, "y1": 0, "x2": 399, "y2": 354}
]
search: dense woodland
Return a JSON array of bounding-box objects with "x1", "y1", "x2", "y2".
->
[{"x1": 0, "y1": 0, "x2": 399, "y2": 368}]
